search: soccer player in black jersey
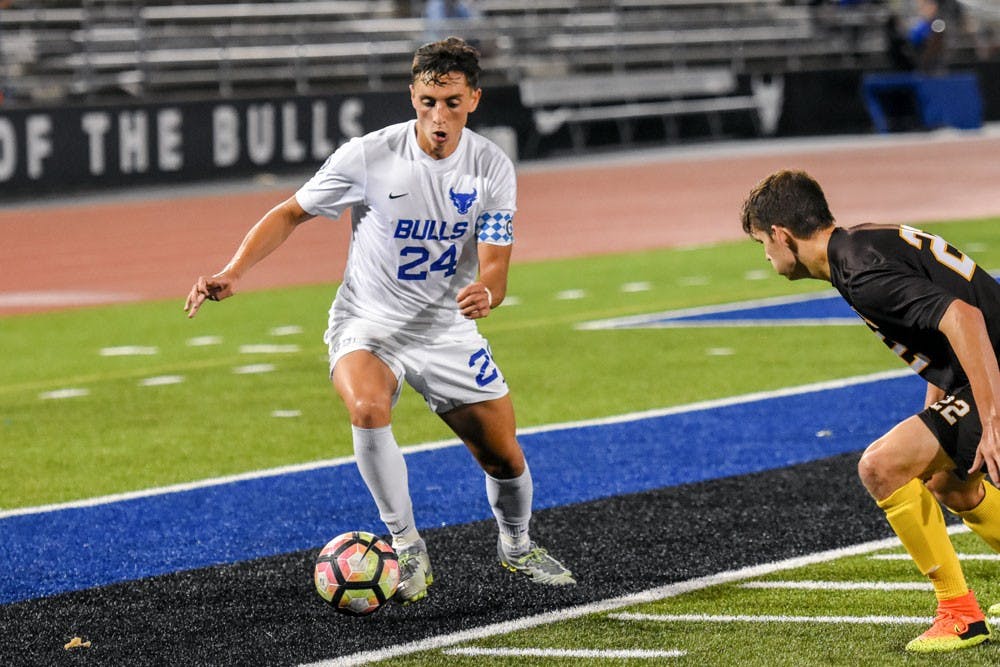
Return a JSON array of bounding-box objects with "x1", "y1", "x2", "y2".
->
[{"x1": 742, "y1": 170, "x2": 1000, "y2": 653}]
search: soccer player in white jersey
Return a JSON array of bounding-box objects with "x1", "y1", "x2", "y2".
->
[{"x1": 185, "y1": 37, "x2": 574, "y2": 603}]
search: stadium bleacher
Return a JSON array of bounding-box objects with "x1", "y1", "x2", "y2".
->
[
  {"x1": 0, "y1": 0, "x2": 994, "y2": 161},
  {"x1": 2, "y1": 0, "x2": 985, "y2": 104}
]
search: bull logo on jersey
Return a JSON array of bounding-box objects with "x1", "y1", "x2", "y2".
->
[{"x1": 449, "y1": 187, "x2": 478, "y2": 215}]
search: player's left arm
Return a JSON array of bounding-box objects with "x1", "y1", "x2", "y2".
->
[
  {"x1": 457, "y1": 242, "x2": 511, "y2": 320},
  {"x1": 937, "y1": 299, "x2": 1000, "y2": 481}
]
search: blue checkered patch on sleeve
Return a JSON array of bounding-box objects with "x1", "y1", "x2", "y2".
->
[{"x1": 476, "y1": 212, "x2": 513, "y2": 244}]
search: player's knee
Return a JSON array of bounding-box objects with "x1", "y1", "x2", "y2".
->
[
  {"x1": 482, "y1": 459, "x2": 524, "y2": 479},
  {"x1": 346, "y1": 397, "x2": 391, "y2": 428},
  {"x1": 857, "y1": 446, "x2": 879, "y2": 485},
  {"x1": 857, "y1": 444, "x2": 898, "y2": 497},
  {"x1": 474, "y1": 446, "x2": 525, "y2": 479}
]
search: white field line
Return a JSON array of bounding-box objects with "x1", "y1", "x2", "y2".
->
[
  {"x1": 239, "y1": 344, "x2": 301, "y2": 354},
  {"x1": 740, "y1": 580, "x2": 933, "y2": 591},
  {"x1": 38, "y1": 388, "x2": 90, "y2": 400},
  {"x1": 186, "y1": 335, "x2": 223, "y2": 346},
  {"x1": 443, "y1": 647, "x2": 685, "y2": 659},
  {"x1": 310, "y1": 525, "x2": 971, "y2": 667},
  {"x1": 0, "y1": 290, "x2": 139, "y2": 307},
  {"x1": 580, "y1": 271, "x2": 1000, "y2": 332},
  {"x1": 576, "y1": 290, "x2": 844, "y2": 330},
  {"x1": 593, "y1": 318, "x2": 864, "y2": 329},
  {"x1": 611, "y1": 612, "x2": 932, "y2": 625},
  {"x1": 871, "y1": 553, "x2": 1000, "y2": 561},
  {"x1": 0, "y1": 368, "x2": 911, "y2": 520},
  {"x1": 99, "y1": 345, "x2": 158, "y2": 356},
  {"x1": 304, "y1": 533, "x2": 947, "y2": 667},
  {"x1": 556, "y1": 289, "x2": 587, "y2": 300},
  {"x1": 138, "y1": 375, "x2": 184, "y2": 387},
  {"x1": 231, "y1": 363, "x2": 276, "y2": 374}
]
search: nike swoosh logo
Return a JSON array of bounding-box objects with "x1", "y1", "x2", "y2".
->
[{"x1": 389, "y1": 192, "x2": 408, "y2": 199}]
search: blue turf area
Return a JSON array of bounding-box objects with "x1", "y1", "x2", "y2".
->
[
  {"x1": 582, "y1": 279, "x2": 1000, "y2": 330},
  {"x1": 664, "y1": 293, "x2": 857, "y2": 324},
  {"x1": 579, "y1": 291, "x2": 861, "y2": 329},
  {"x1": 0, "y1": 372, "x2": 924, "y2": 605}
]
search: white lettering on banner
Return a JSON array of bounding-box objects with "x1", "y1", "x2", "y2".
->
[
  {"x1": 339, "y1": 98, "x2": 363, "y2": 145},
  {"x1": 119, "y1": 111, "x2": 149, "y2": 174},
  {"x1": 209, "y1": 100, "x2": 345, "y2": 167},
  {"x1": 281, "y1": 102, "x2": 305, "y2": 162},
  {"x1": 213, "y1": 105, "x2": 239, "y2": 167},
  {"x1": 26, "y1": 114, "x2": 53, "y2": 180},
  {"x1": 81, "y1": 112, "x2": 111, "y2": 175},
  {"x1": 311, "y1": 101, "x2": 334, "y2": 159},
  {"x1": 2, "y1": 95, "x2": 369, "y2": 186},
  {"x1": 0, "y1": 118, "x2": 15, "y2": 181},
  {"x1": 246, "y1": 104, "x2": 275, "y2": 165},
  {"x1": 157, "y1": 108, "x2": 183, "y2": 171}
]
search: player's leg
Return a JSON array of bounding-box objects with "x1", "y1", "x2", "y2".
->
[
  {"x1": 332, "y1": 349, "x2": 431, "y2": 602},
  {"x1": 921, "y1": 387, "x2": 1000, "y2": 614},
  {"x1": 439, "y1": 397, "x2": 575, "y2": 586},
  {"x1": 927, "y1": 470, "x2": 1000, "y2": 551},
  {"x1": 439, "y1": 394, "x2": 527, "y2": 552},
  {"x1": 927, "y1": 469, "x2": 1000, "y2": 618},
  {"x1": 858, "y1": 415, "x2": 989, "y2": 652}
]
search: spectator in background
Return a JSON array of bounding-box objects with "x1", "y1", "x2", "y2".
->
[
  {"x1": 424, "y1": 0, "x2": 480, "y2": 42},
  {"x1": 425, "y1": 0, "x2": 478, "y2": 21},
  {"x1": 885, "y1": 13, "x2": 916, "y2": 70},
  {"x1": 909, "y1": 0, "x2": 948, "y2": 72}
]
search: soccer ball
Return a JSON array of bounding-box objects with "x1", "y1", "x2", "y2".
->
[{"x1": 314, "y1": 531, "x2": 400, "y2": 616}]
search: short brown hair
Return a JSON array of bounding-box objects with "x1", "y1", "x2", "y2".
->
[
  {"x1": 741, "y1": 170, "x2": 835, "y2": 238},
  {"x1": 411, "y1": 37, "x2": 481, "y2": 89}
]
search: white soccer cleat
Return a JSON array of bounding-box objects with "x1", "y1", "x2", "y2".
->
[
  {"x1": 394, "y1": 540, "x2": 433, "y2": 604},
  {"x1": 497, "y1": 538, "x2": 576, "y2": 586}
]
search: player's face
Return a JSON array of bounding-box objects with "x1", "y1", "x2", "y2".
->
[
  {"x1": 751, "y1": 226, "x2": 807, "y2": 280},
  {"x1": 410, "y1": 72, "x2": 481, "y2": 160}
]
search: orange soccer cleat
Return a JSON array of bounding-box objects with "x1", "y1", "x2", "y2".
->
[{"x1": 906, "y1": 590, "x2": 992, "y2": 653}]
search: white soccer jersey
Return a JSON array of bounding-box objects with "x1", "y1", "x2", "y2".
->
[{"x1": 296, "y1": 120, "x2": 516, "y2": 334}]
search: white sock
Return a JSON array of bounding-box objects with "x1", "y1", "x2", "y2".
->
[
  {"x1": 486, "y1": 465, "x2": 532, "y2": 556},
  {"x1": 351, "y1": 425, "x2": 419, "y2": 546}
]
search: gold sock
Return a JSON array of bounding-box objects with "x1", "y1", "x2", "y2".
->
[
  {"x1": 955, "y1": 482, "x2": 1000, "y2": 553},
  {"x1": 877, "y1": 478, "x2": 968, "y2": 601}
]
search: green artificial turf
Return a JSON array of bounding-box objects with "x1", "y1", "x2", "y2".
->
[{"x1": 2, "y1": 218, "x2": 998, "y2": 509}]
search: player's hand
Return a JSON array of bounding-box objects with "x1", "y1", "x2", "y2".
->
[
  {"x1": 970, "y1": 416, "x2": 1000, "y2": 484},
  {"x1": 457, "y1": 282, "x2": 492, "y2": 320},
  {"x1": 184, "y1": 274, "x2": 236, "y2": 319}
]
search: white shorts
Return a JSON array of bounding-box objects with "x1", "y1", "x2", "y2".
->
[{"x1": 325, "y1": 317, "x2": 509, "y2": 414}]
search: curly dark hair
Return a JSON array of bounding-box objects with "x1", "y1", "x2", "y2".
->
[
  {"x1": 411, "y1": 36, "x2": 482, "y2": 88},
  {"x1": 741, "y1": 170, "x2": 835, "y2": 238}
]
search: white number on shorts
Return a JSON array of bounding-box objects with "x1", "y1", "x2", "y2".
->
[
  {"x1": 929, "y1": 395, "x2": 971, "y2": 426},
  {"x1": 468, "y1": 348, "x2": 499, "y2": 387}
]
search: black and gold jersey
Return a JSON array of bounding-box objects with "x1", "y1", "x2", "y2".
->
[{"x1": 827, "y1": 223, "x2": 1000, "y2": 393}]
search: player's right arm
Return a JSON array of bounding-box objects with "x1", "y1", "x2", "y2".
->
[
  {"x1": 184, "y1": 196, "x2": 314, "y2": 318},
  {"x1": 937, "y1": 299, "x2": 1000, "y2": 482}
]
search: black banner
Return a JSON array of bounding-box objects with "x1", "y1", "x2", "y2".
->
[{"x1": 0, "y1": 87, "x2": 528, "y2": 199}]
